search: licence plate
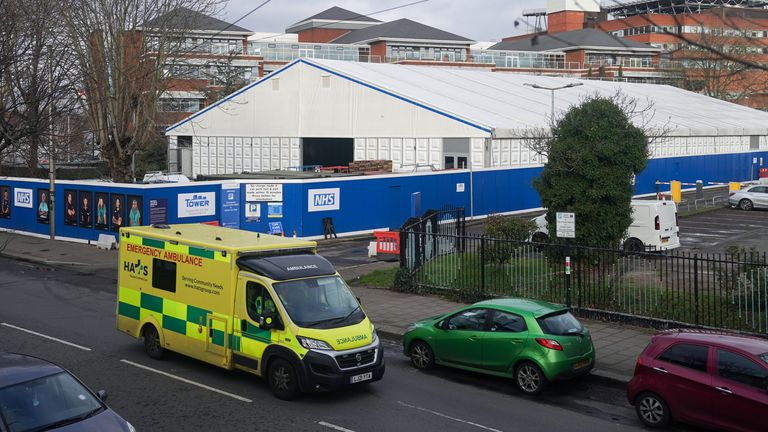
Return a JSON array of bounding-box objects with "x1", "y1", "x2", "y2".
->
[
  {"x1": 350, "y1": 372, "x2": 373, "y2": 384},
  {"x1": 573, "y1": 359, "x2": 591, "y2": 370},
  {"x1": 661, "y1": 238, "x2": 669, "y2": 244}
]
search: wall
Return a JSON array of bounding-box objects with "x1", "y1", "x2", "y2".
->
[{"x1": 0, "y1": 179, "x2": 222, "y2": 242}]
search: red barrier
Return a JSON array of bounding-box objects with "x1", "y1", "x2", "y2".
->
[
  {"x1": 374, "y1": 231, "x2": 400, "y2": 255},
  {"x1": 201, "y1": 220, "x2": 220, "y2": 226}
]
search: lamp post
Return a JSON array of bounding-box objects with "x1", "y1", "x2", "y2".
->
[{"x1": 523, "y1": 82, "x2": 584, "y2": 120}]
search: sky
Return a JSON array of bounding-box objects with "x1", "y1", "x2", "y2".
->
[{"x1": 222, "y1": 0, "x2": 548, "y2": 42}]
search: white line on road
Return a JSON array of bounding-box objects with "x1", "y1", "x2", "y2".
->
[
  {"x1": 318, "y1": 421, "x2": 357, "y2": 432},
  {"x1": 1, "y1": 323, "x2": 92, "y2": 351},
  {"x1": 397, "y1": 401, "x2": 503, "y2": 432},
  {"x1": 119, "y1": 359, "x2": 252, "y2": 403}
]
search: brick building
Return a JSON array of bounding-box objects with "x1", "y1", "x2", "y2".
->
[
  {"x1": 143, "y1": 8, "x2": 262, "y2": 129},
  {"x1": 597, "y1": 0, "x2": 768, "y2": 109}
]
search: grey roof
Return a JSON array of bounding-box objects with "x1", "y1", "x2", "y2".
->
[
  {"x1": 145, "y1": 7, "x2": 252, "y2": 33},
  {"x1": 331, "y1": 18, "x2": 474, "y2": 44},
  {"x1": 488, "y1": 29, "x2": 657, "y2": 52},
  {"x1": 296, "y1": 6, "x2": 381, "y2": 23}
]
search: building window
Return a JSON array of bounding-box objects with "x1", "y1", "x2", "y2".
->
[{"x1": 157, "y1": 99, "x2": 201, "y2": 112}]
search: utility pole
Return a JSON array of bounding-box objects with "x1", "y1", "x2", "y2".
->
[{"x1": 48, "y1": 45, "x2": 55, "y2": 240}]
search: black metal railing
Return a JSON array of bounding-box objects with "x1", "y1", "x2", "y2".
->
[{"x1": 399, "y1": 230, "x2": 768, "y2": 335}]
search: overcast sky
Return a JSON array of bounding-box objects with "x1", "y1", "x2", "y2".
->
[{"x1": 223, "y1": 0, "x2": 548, "y2": 42}]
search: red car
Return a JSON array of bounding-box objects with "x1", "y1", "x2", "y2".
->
[{"x1": 627, "y1": 329, "x2": 768, "y2": 431}]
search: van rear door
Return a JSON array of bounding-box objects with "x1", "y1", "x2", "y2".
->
[{"x1": 655, "y1": 201, "x2": 679, "y2": 249}]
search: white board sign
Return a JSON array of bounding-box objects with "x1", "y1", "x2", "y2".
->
[
  {"x1": 14, "y1": 188, "x2": 33, "y2": 208},
  {"x1": 308, "y1": 188, "x2": 340, "y2": 212},
  {"x1": 556, "y1": 212, "x2": 575, "y2": 238},
  {"x1": 245, "y1": 183, "x2": 282, "y2": 202},
  {"x1": 456, "y1": 183, "x2": 465, "y2": 192},
  {"x1": 245, "y1": 202, "x2": 261, "y2": 219},
  {"x1": 177, "y1": 192, "x2": 216, "y2": 218}
]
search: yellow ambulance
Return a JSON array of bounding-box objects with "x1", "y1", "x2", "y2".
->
[{"x1": 116, "y1": 223, "x2": 384, "y2": 400}]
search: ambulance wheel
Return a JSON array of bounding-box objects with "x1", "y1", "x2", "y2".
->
[
  {"x1": 268, "y1": 358, "x2": 299, "y2": 400},
  {"x1": 143, "y1": 325, "x2": 165, "y2": 360}
]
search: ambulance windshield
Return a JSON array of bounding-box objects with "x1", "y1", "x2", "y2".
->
[{"x1": 273, "y1": 276, "x2": 364, "y2": 329}]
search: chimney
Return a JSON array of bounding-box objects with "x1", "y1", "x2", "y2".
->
[{"x1": 546, "y1": 0, "x2": 601, "y2": 33}]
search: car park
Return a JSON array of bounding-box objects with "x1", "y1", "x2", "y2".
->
[
  {"x1": 403, "y1": 298, "x2": 594, "y2": 395},
  {"x1": 532, "y1": 200, "x2": 680, "y2": 252},
  {"x1": 729, "y1": 185, "x2": 768, "y2": 210},
  {"x1": 0, "y1": 352, "x2": 134, "y2": 432},
  {"x1": 627, "y1": 329, "x2": 768, "y2": 431}
]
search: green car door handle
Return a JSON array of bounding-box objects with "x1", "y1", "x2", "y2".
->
[
  {"x1": 469, "y1": 335, "x2": 480, "y2": 341},
  {"x1": 511, "y1": 338, "x2": 524, "y2": 343}
]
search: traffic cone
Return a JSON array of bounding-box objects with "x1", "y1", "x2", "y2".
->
[{"x1": 281, "y1": 229, "x2": 284, "y2": 237}]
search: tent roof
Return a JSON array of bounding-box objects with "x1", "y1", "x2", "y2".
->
[{"x1": 167, "y1": 58, "x2": 768, "y2": 138}]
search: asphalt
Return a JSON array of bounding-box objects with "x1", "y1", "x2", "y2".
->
[{"x1": 0, "y1": 257, "x2": 703, "y2": 432}]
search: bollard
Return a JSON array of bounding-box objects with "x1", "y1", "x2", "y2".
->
[
  {"x1": 670, "y1": 180, "x2": 682, "y2": 203},
  {"x1": 695, "y1": 180, "x2": 703, "y2": 200},
  {"x1": 729, "y1": 182, "x2": 741, "y2": 193}
]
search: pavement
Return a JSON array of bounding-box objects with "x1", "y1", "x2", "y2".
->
[{"x1": 0, "y1": 230, "x2": 653, "y2": 384}]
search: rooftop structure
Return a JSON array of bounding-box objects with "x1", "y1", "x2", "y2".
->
[{"x1": 603, "y1": 0, "x2": 768, "y2": 18}]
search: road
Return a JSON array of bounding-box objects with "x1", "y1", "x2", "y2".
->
[{"x1": 0, "y1": 258, "x2": 698, "y2": 432}]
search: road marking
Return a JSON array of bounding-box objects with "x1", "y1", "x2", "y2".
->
[
  {"x1": 318, "y1": 421, "x2": 357, "y2": 432},
  {"x1": 119, "y1": 359, "x2": 252, "y2": 403},
  {"x1": 1, "y1": 323, "x2": 92, "y2": 351},
  {"x1": 397, "y1": 401, "x2": 503, "y2": 432}
]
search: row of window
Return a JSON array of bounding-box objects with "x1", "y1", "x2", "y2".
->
[
  {"x1": 611, "y1": 26, "x2": 768, "y2": 38},
  {"x1": 157, "y1": 98, "x2": 201, "y2": 113},
  {"x1": 584, "y1": 54, "x2": 654, "y2": 68},
  {"x1": 146, "y1": 36, "x2": 244, "y2": 55},
  {"x1": 658, "y1": 343, "x2": 768, "y2": 390},
  {"x1": 162, "y1": 63, "x2": 257, "y2": 85},
  {"x1": 386, "y1": 45, "x2": 467, "y2": 62}
]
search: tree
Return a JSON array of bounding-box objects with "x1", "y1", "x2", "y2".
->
[
  {"x1": 673, "y1": 29, "x2": 768, "y2": 107},
  {"x1": 0, "y1": 0, "x2": 80, "y2": 174},
  {"x1": 62, "y1": 0, "x2": 222, "y2": 182},
  {"x1": 532, "y1": 96, "x2": 649, "y2": 248}
]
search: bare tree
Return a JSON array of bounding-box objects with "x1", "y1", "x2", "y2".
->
[
  {"x1": 524, "y1": 91, "x2": 669, "y2": 158},
  {"x1": 672, "y1": 29, "x2": 768, "y2": 106},
  {"x1": 62, "y1": 0, "x2": 223, "y2": 182}
]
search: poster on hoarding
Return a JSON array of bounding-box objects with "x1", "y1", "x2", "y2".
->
[
  {"x1": 245, "y1": 183, "x2": 282, "y2": 201},
  {"x1": 178, "y1": 192, "x2": 216, "y2": 218}
]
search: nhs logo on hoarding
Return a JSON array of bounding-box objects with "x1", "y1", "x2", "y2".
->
[
  {"x1": 14, "y1": 188, "x2": 33, "y2": 208},
  {"x1": 308, "y1": 188, "x2": 340, "y2": 212},
  {"x1": 177, "y1": 192, "x2": 216, "y2": 218}
]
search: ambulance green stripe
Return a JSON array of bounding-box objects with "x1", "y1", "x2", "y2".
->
[
  {"x1": 163, "y1": 315, "x2": 187, "y2": 334},
  {"x1": 118, "y1": 302, "x2": 140, "y2": 320},
  {"x1": 189, "y1": 247, "x2": 214, "y2": 259},
  {"x1": 212, "y1": 329, "x2": 226, "y2": 346},
  {"x1": 186, "y1": 305, "x2": 210, "y2": 325},
  {"x1": 142, "y1": 238, "x2": 165, "y2": 249},
  {"x1": 141, "y1": 293, "x2": 164, "y2": 313}
]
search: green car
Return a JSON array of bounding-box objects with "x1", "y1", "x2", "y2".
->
[{"x1": 402, "y1": 298, "x2": 595, "y2": 394}]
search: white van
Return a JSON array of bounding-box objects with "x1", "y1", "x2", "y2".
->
[{"x1": 531, "y1": 200, "x2": 680, "y2": 252}]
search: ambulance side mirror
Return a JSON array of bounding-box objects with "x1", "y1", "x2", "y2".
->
[{"x1": 260, "y1": 314, "x2": 282, "y2": 331}]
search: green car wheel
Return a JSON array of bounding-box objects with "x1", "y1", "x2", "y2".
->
[
  {"x1": 516, "y1": 362, "x2": 546, "y2": 395},
  {"x1": 410, "y1": 341, "x2": 435, "y2": 370}
]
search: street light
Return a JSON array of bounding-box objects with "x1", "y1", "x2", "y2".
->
[{"x1": 523, "y1": 82, "x2": 584, "y2": 120}]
